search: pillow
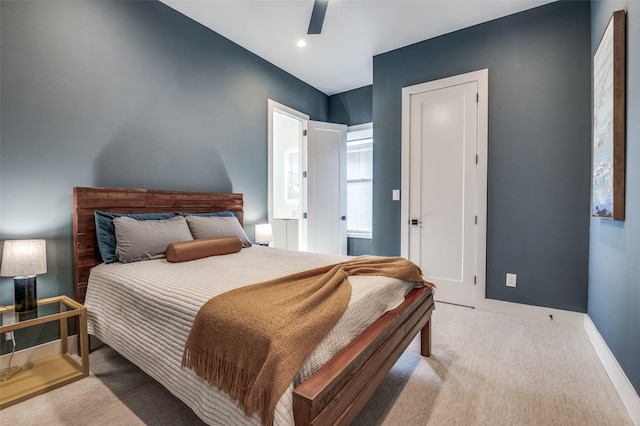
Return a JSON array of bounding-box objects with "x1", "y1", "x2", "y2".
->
[
  {"x1": 113, "y1": 216, "x2": 193, "y2": 263},
  {"x1": 178, "y1": 211, "x2": 238, "y2": 219},
  {"x1": 166, "y1": 237, "x2": 242, "y2": 262},
  {"x1": 185, "y1": 215, "x2": 252, "y2": 248},
  {"x1": 95, "y1": 211, "x2": 177, "y2": 263}
]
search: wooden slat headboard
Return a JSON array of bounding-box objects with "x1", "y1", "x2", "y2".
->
[{"x1": 72, "y1": 187, "x2": 244, "y2": 303}]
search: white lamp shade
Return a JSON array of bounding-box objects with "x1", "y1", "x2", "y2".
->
[
  {"x1": 255, "y1": 223, "x2": 274, "y2": 244},
  {"x1": 0, "y1": 240, "x2": 47, "y2": 277}
]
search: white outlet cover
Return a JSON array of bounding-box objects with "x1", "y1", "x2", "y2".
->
[{"x1": 506, "y1": 273, "x2": 517, "y2": 287}]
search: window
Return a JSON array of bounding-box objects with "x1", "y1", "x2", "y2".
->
[{"x1": 346, "y1": 124, "x2": 373, "y2": 239}]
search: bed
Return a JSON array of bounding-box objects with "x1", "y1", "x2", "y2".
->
[{"x1": 72, "y1": 186, "x2": 434, "y2": 425}]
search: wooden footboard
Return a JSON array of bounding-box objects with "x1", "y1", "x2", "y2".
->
[{"x1": 293, "y1": 286, "x2": 434, "y2": 425}]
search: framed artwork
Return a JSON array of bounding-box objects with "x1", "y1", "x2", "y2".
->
[{"x1": 592, "y1": 10, "x2": 626, "y2": 220}]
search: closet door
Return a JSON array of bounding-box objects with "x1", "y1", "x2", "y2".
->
[{"x1": 306, "y1": 121, "x2": 347, "y2": 255}]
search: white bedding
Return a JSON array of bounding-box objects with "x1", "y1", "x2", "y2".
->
[{"x1": 85, "y1": 246, "x2": 419, "y2": 425}]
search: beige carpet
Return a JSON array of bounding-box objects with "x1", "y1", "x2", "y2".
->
[
  {"x1": 1, "y1": 303, "x2": 633, "y2": 425},
  {"x1": 352, "y1": 303, "x2": 633, "y2": 425}
]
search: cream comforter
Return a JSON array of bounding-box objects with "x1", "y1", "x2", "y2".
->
[{"x1": 85, "y1": 246, "x2": 418, "y2": 425}]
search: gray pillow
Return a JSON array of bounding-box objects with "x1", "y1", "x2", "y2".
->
[
  {"x1": 185, "y1": 215, "x2": 252, "y2": 248},
  {"x1": 113, "y1": 215, "x2": 194, "y2": 263}
]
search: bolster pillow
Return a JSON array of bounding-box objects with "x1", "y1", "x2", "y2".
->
[{"x1": 166, "y1": 236, "x2": 243, "y2": 263}]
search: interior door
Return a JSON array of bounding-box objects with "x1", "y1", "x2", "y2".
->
[
  {"x1": 269, "y1": 102, "x2": 308, "y2": 251},
  {"x1": 306, "y1": 120, "x2": 347, "y2": 255},
  {"x1": 408, "y1": 81, "x2": 478, "y2": 307}
]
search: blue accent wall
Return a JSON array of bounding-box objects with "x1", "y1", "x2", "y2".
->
[
  {"x1": 0, "y1": 0, "x2": 328, "y2": 305},
  {"x1": 372, "y1": 1, "x2": 592, "y2": 312},
  {"x1": 589, "y1": 0, "x2": 640, "y2": 396},
  {"x1": 328, "y1": 85, "x2": 373, "y2": 125}
]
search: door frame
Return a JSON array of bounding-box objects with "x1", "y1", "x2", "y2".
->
[
  {"x1": 268, "y1": 99, "x2": 309, "y2": 248},
  {"x1": 400, "y1": 69, "x2": 488, "y2": 307}
]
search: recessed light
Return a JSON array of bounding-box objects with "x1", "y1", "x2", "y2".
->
[{"x1": 297, "y1": 39, "x2": 307, "y2": 48}]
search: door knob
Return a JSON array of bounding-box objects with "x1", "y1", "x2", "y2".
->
[
  {"x1": 341, "y1": 216, "x2": 347, "y2": 220},
  {"x1": 411, "y1": 219, "x2": 422, "y2": 225}
]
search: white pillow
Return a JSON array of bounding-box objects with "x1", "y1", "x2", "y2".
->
[
  {"x1": 185, "y1": 215, "x2": 252, "y2": 248},
  {"x1": 113, "y1": 216, "x2": 194, "y2": 263}
]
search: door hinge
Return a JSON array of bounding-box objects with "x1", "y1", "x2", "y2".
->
[
  {"x1": 476, "y1": 93, "x2": 479, "y2": 103},
  {"x1": 474, "y1": 275, "x2": 477, "y2": 285},
  {"x1": 475, "y1": 216, "x2": 477, "y2": 225},
  {"x1": 303, "y1": 129, "x2": 307, "y2": 136},
  {"x1": 303, "y1": 212, "x2": 308, "y2": 219},
  {"x1": 476, "y1": 154, "x2": 478, "y2": 164},
  {"x1": 303, "y1": 171, "x2": 307, "y2": 178}
]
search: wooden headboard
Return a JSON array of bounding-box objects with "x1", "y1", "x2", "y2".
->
[{"x1": 72, "y1": 187, "x2": 244, "y2": 303}]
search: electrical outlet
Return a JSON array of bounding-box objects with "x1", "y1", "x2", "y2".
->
[
  {"x1": 506, "y1": 273, "x2": 517, "y2": 287},
  {"x1": 5, "y1": 331, "x2": 14, "y2": 341}
]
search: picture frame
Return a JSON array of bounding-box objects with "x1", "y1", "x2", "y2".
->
[{"x1": 592, "y1": 10, "x2": 626, "y2": 220}]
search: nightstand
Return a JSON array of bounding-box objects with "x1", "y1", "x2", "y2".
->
[{"x1": 0, "y1": 295, "x2": 89, "y2": 409}]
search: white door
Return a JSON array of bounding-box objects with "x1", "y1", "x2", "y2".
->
[
  {"x1": 268, "y1": 100, "x2": 347, "y2": 255},
  {"x1": 306, "y1": 121, "x2": 347, "y2": 255},
  {"x1": 402, "y1": 71, "x2": 488, "y2": 308},
  {"x1": 268, "y1": 101, "x2": 308, "y2": 250}
]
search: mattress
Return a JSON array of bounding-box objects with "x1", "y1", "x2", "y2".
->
[{"x1": 85, "y1": 246, "x2": 419, "y2": 425}]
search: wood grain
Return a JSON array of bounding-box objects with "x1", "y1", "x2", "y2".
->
[
  {"x1": 293, "y1": 287, "x2": 433, "y2": 425},
  {"x1": 72, "y1": 187, "x2": 244, "y2": 303}
]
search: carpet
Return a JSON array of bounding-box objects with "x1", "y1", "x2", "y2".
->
[{"x1": 1, "y1": 303, "x2": 633, "y2": 425}]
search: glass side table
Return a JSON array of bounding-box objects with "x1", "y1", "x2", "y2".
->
[{"x1": 0, "y1": 295, "x2": 89, "y2": 409}]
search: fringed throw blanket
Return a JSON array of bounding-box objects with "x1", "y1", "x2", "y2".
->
[{"x1": 182, "y1": 256, "x2": 433, "y2": 426}]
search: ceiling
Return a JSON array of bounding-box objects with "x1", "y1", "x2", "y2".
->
[{"x1": 160, "y1": 0, "x2": 555, "y2": 95}]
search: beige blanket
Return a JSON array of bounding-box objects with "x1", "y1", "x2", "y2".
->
[{"x1": 182, "y1": 256, "x2": 433, "y2": 425}]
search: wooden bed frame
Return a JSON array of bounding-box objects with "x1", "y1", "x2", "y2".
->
[{"x1": 72, "y1": 186, "x2": 434, "y2": 426}]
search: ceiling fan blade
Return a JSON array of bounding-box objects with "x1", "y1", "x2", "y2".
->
[{"x1": 307, "y1": 0, "x2": 329, "y2": 34}]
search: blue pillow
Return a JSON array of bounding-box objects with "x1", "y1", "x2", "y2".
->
[{"x1": 94, "y1": 211, "x2": 178, "y2": 263}]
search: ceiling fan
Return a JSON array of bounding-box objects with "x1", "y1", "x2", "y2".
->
[{"x1": 307, "y1": 0, "x2": 329, "y2": 34}]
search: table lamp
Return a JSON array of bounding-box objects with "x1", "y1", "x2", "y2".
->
[
  {"x1": 254, "y1": 223, "x2": 273, "y2": 246},
  {"x1": 1, "y1": 239, "x2": 47, "y2": 312}
]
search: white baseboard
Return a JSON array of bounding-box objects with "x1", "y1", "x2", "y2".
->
[
  {"x1": 477, "y1": 297, "x2": 638, "y2": 425},
  {"x1": 584, "y1": 315, "x2": 640, "y2": 426},
  {"x1": 0, "y1": 335, "x2": 78, "y2": 369},
  {"x1": 476, "y1": 297, "x2": 585, "y2": 328}
]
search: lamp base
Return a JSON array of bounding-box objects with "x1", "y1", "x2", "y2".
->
[
  {"x1": 14, "y1": 275, "x2": 37, "y2": 313},
  {"x1": 0, "y1": 366, "x2": 21, "y2": 382}
]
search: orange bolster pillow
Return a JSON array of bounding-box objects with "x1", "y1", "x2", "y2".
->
[{"x1": 166, "y1": 236, "x2": 243, "y2": 263}]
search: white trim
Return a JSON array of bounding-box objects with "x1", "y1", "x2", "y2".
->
[
  {"x1": 347, "y1": 123, "x2": 373, "y2": 142},
  {"x1": 267, "y1": 99, "x2": 309, "y2": 227},
  {"x1": 476, "y1": 298, "x2": 638, "y2": 424},
  {"x1": 401, "y1": 69, "x2": 488, "y2": 308},
  {"x1": 475, "y1": 300, "x2": 639, "y2": 424},
  {"x1": 347, "y1": 122, "x2": 373, "y2": 133},
  {"x1": 0, "y1": 335, "x2": 78, "y2": 369},
  {"x1": 476, "y1": 297, "x2": 585, "y2": 328},
  {"x1": 347, "y1": 232, "x2": 372, "y2": 240},
  {"x1": 584, "y1": 315, "x2": 640, "y2": 425}
]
